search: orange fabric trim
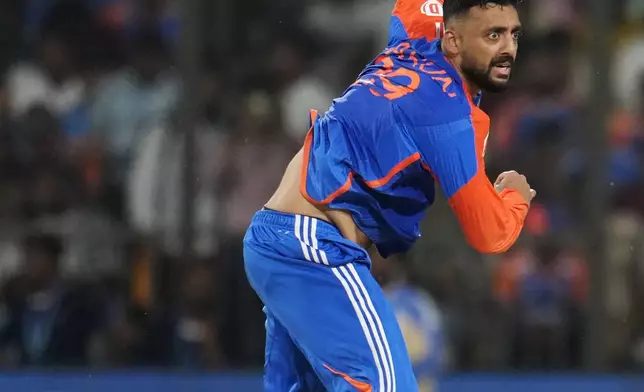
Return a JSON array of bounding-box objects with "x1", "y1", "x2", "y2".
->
[
  {"x1": 323, "y1": 364, "x2": 373, "y2": 392},
  {"x1": 364, "y1": 152, "x2": 421, "y2": 187}
]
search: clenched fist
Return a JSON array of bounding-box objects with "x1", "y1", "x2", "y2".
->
[{"x1": 494, "y1": 171, "x2": 536, "y2": 202}]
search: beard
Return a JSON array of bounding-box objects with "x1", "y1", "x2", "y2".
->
[{"x1": 461, "y1": 54, "x2": 515, "y2": 93}]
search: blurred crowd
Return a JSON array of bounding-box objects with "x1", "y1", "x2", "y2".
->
[{"x1": 0, "y1": 0, "x2": 642, "y2": 374}]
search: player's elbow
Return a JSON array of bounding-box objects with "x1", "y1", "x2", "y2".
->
[
  {"x1": 468, "y1": 236, "x2": 516, "y2": 254},
  {"x1": 463, "y1": 226, "x2": 521, "y2": 254}
]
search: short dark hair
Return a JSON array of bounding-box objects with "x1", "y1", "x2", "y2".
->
[{"x1": 443, "y1": 0, "x2": 522, "y2": 23}]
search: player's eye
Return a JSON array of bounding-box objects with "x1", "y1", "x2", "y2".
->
[
  {"x1": 512, "y1": 31, "x2": 522, "y2": 40},
  {"x1": 487, "y1": 32, "x2": 500, "y2": 40}
]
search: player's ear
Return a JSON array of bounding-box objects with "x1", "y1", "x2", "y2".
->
[{"x1": 441, "y1": 29, "x2": 460, "y2": 56}]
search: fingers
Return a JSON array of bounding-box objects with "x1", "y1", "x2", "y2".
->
[
  {"x1": 494, "y1": 170, "x2": 536, "y2": 202},
  {"x1": 496, "y1": 173, "x2": 525, "y2": 190},
  {"x1": 494, "y1": 170, "x2": 518, "y2": 185}
]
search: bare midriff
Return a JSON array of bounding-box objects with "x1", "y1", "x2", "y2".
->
[{"x1": 265, "y1": 149, "x2": 372, "y2": 250}]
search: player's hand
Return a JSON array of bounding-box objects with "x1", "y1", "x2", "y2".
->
[{"x1": 494, "y1": 170, "x2": 536, "y2": 202}]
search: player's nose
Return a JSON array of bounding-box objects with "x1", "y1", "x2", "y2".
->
[{"x1": 501, "y1": 36, "x2": 518, "y2": 58}]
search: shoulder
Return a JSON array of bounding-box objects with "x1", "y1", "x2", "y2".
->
[
  {"x1": 324, "y1": 82, "x2": 396, "y2": 130},
  {"x1": 396, "y1": 59, "x2": 473, "y2": 127},
  {"x1": 327, "y1": 43, "x2": 482, "y2": 130},
  {"x1": 357, "y1": 43, "x2": 475, "y2": 127}
]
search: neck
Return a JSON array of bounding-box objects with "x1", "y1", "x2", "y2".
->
[{"x1": 448, "y1": 58, "x2": 481, "y2": 98}]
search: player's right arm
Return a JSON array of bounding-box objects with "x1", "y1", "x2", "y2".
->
[{"x1": 414, "y1": 118, "x2": 531, "y2": 254}]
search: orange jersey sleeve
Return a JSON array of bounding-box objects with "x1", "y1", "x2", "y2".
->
[{"x1": 448, "y1": 168, "x2": 529, "y2": 253}]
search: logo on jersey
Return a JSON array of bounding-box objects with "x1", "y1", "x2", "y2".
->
[{"x1": 421, "y1": 0, "x2": 443, "y2": 17}]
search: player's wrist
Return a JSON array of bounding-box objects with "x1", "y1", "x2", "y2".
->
[{"x1": 498, "y1": 188, "x2": 530, "y2": 204}]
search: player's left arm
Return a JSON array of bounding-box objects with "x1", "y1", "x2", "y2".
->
[{"x1": 412, "y1": 118, "x2": 529, "y2": 254}]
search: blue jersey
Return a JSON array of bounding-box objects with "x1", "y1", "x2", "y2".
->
[{"x1": 301, "y1": 34, "x2": 528, "y2": 257}]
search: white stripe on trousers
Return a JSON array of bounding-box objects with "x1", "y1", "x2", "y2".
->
[{"x1": 292, "y1": 214, "x2": 396, "y2": 392}]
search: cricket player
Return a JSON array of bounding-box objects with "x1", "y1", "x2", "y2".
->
[
  {"x1": 244, "y1": 1, "x2": 533, "y2": 391},
  {"x1": 370, "y1": 249, "x2": 447, "y2": 392}
]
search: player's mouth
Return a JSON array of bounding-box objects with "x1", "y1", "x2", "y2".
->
[{"x1": 492, "y1": 62, "x2": 512, "y2": 78}]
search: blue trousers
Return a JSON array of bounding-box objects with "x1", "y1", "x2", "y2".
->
[{"x1": 244, "y1": 209, "x2": 418, "y2": 392}]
